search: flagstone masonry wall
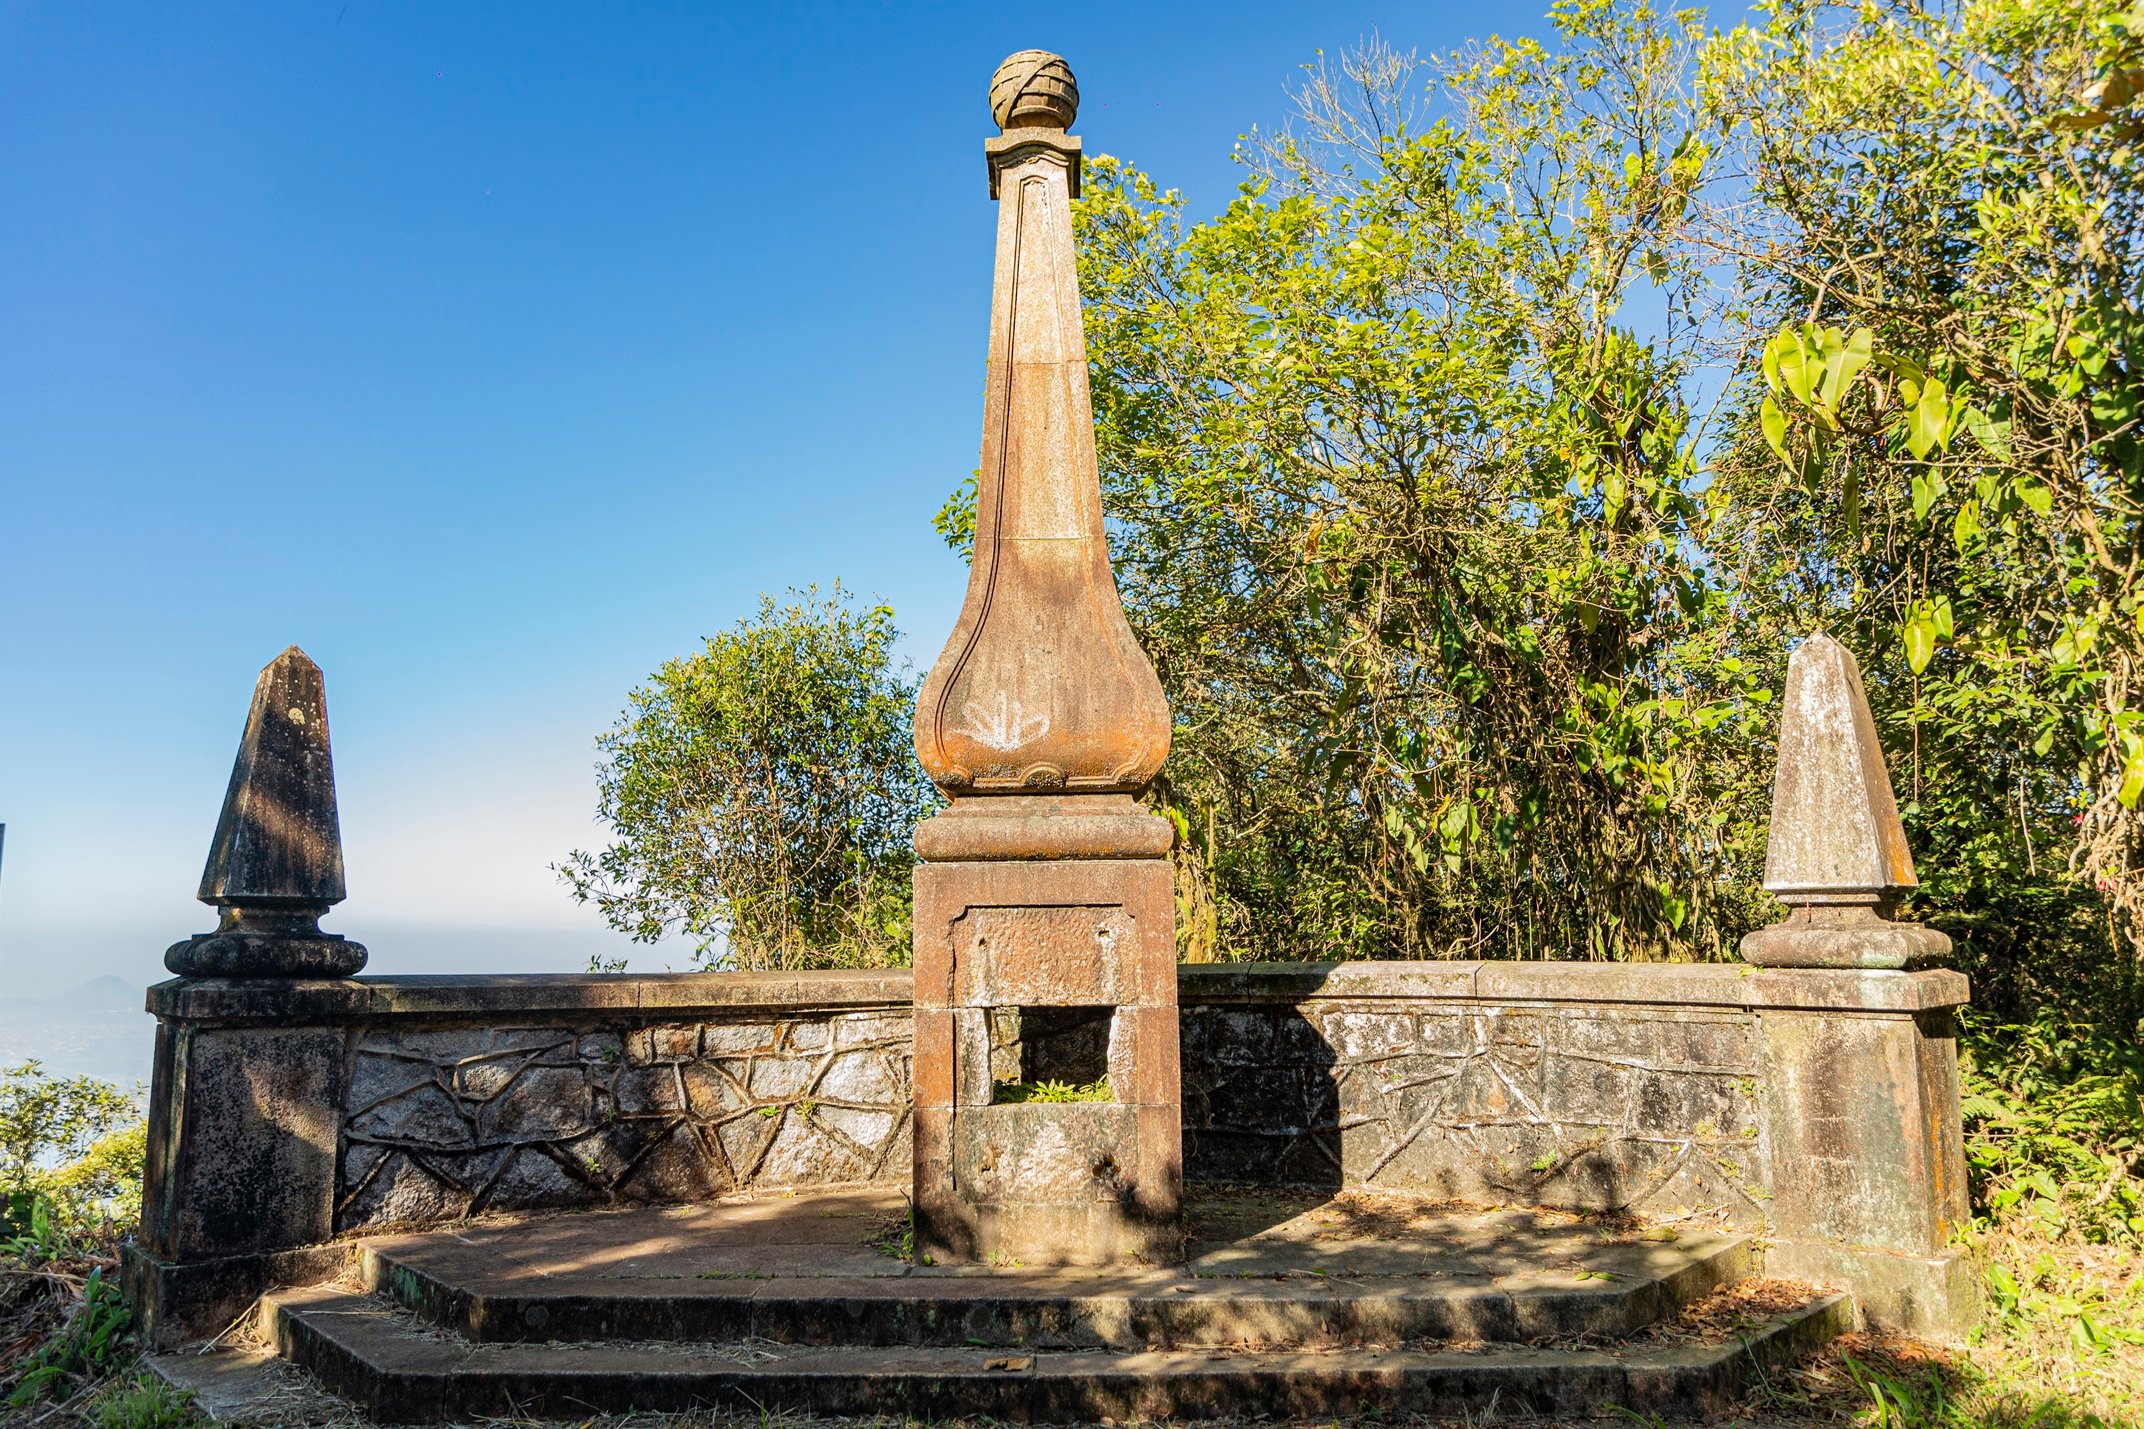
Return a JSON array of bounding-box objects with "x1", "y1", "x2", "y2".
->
[{"x1": 130, "y1": 959, "x2": 1971, "y2": 1345}]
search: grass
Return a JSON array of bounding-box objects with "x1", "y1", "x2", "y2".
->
[{"x1": 990, "y1": 1077, "x2": 1113, "y2": 1105}]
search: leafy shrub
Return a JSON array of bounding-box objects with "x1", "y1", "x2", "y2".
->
[
  {"x1": 87, "y1": 1374, "x2": 203, "y2": 1429},
  {"x1": 4, "y1": 1267, "x2": 132, "y2": 1407},
  {"x1": 0, "y1": 1062, "x2": 144, "y2": 1248},
  {"x1": 564, "y1": 586, "x2": 935, "y2": 970},
  {"x1": 1961, "y1": 1012, "x2": 2144, "y2": 1245},
  {"x1": 992, "y1": 1078, "x2": 1113, "y2": 1105}
]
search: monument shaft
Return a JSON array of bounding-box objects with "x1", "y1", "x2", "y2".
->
[{"x1": 910, "y1": 53, "x2": 1182, "y2": 1266}]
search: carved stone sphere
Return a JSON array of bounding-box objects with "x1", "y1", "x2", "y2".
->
[{"x1": 990, "y1": 50, "x2": 1078, "y2": 131}]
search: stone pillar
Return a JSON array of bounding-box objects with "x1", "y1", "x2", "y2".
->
[
  {"x1": 165, "y1": 646, "x2": 367, "y2": 979},
  {"x1": 129, "y1": 648, "x2": 363, "y2": 1347},
  {"x1": 910, "y1": 52, "x2": 1182, "y2": 1266},
  {"x1": 1741, "y1": 633, "x2": 1976, "y2": 1336}
]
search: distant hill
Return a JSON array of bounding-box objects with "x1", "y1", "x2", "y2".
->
[{"x1": 44, "y1": 975, "x2": 141, "y2": 1014}]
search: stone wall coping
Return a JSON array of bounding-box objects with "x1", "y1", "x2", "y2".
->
[
  {"x1": 145, "y1": 969, "x2": 915, "y2": 1023},
  {"x1": 145, "y1": 959, "x2": 1967, "y2": 1023},
  {"x1": 1179, "y1": 960, "x2": 1970, "y2": 1013}
]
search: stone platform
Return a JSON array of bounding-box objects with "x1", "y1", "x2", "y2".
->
[{"x1": 154, "y1": 1185, "x2": 1851, "y2": 1423}]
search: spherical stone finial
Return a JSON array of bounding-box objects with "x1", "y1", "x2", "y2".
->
[{"x1": 990, "y1": 50, "x2": 1077, "y2": 131}]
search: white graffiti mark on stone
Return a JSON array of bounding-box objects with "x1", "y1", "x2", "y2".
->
[{"x1": 957, "y1": 691, "x2": 1050, "y2": 751}]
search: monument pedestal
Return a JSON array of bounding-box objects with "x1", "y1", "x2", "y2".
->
[{"x1": 912, "y1": 798, "x2": 1182, "y2": 1265}]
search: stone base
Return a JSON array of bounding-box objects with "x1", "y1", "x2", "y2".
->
[
  {"x1": 912, "y1": 812, "x2": 1183, "y2": 1268},
  {"x1": 209, "y1": 1185, "x2": 1853, "y2": 1422},
  {"x1": 164, "y1": 932, "x2": 368, "y2": 978},
  {"x1": 1764, "y1": 1240, "x2": 1981, "y2": 1341},
  {"x1": 123, "y1": 1240, "x2": 350, "y2": 1350},
  {"x1": 1739, "y1": 907, "x2": 1950, "y2": 970}
]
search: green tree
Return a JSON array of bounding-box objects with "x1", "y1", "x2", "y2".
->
[
  {"x1": 946, "y1": 5, "x2": 1772, "y2": 963},
  {"x1": 0, "y1": 1062, "x2": 142, "y2": 1243},
  {"x1": 563, "y1": 586, "x2": 934, "y2": 970},
  {"x1": 1705, "y1": 0, "x2": 2144, "y2": 1026}
]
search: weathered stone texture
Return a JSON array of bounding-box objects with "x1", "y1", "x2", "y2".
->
[
  {"x1": 143, "y1": 1024, "x2": 348, "y2": 1259},
  {"x1": 1181, "y1": 1002, "x2": 1770, "y2": 1225},
  {"x1": 338, "y1": 1010, "x2": 912, "y2": 1232}
]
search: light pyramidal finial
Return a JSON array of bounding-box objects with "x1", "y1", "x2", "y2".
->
[{"x1": 1741, "y1": 632, "x2": 1950, "y2": 969}]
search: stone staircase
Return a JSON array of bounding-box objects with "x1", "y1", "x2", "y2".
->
[{"x1": 159, "y1": 1186, "x2": 1854, "y2": 1423}]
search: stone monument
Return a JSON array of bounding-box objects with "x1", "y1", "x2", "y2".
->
[
  {"x1": 133, "y1": 647, "x2": 365, "y2": 1344},
  {"x1": 1740, "y1": 631, "x2": 1951, "y2": 969},
  {"x1": 909, "y1": 50, "x2": 1182, "y2": 1265},
  {"x1": 165, "y1": 645, "x2": 366, "y2": 978}
]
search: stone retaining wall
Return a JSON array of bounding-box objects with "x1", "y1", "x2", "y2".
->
[
  {"x1": 1181, "y1": 975, "x2": 1766, "y2": 1224},
  {"x1": 341, "y1": 1008, "x2": 913, "y2": 1232},
  {"x1": 132, "y1": 961, "x2": 1972, "y2": 1344}
]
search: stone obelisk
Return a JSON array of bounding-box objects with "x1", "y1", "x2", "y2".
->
[
  {"x1": 910, "y1": 51, "x2": 1182, "y2": 1266},
  {"x1": 165, "y1": 646, "x2": 367, "y2": 978},
  {"x1": 1740, "y1": 632, "x2": 1950, "y2": 969}
]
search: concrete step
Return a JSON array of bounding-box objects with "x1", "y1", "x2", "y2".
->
[
  {"x1": 365, "y1": 1239, "x2": 1756, "y2": 1350},
  {"x1": 260, "y1": 1283, "x2": 1854, "y2": 1424},
  {"x1": 355, "y1": 1186, "x2": 1757, "y2": 1350}
]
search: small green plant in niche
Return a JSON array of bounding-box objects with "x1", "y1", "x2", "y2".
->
[{"x1": 992, "y1": 1077, "x2": 1112, "y2": 1105}]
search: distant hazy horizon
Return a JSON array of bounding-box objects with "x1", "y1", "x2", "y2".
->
[
  {"x1": 0, "y1": 1, "x2": 1540, "y2": 1018},
  {"x1": 0, "y1": 921, "x2": 701, "y2": 1087},
  {"x1": 0, "y1": 917, "x2": 694, "y2": 1004}
]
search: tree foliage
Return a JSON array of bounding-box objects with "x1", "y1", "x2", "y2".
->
[
  {"x1": 950, "y1": 5, "x2": 1773, "y2": 963},
  {"x1": 0, "y1": 1061, "x2": 144, "y2": 1276},
  {"x1": 564, "y1": 587, "x2": 934, "y2": 970},
  {"x1": 926, "y1": 0, "x2": 2143, "y2": 1030},
  {"x1": 1707, "y1": 0, "x2": 2144, "y2": 1009}
]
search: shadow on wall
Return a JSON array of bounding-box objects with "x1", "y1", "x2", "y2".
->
[
  {"x1": 1182, "y1": 998, "x2": 1345, "y2": 1192},
  {"x1": 1179, "y1": 972, "x2": 1772, "y2": 1227}
]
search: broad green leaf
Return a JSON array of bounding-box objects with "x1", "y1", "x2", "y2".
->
[
  {"x1": 1761, "y1": 395, "x2": 1788, "y2": 460},
  {"x1": 2121, "y1": 752, "x2": 2144, "y2": 809},
  {"x1": 1905, "y1": 611, "x2": 1936, "y2": 674},
  {"x1": 1911, "y1": 470, "x2": 1946, "y2": 522},
  {"x1": 1961, "y1": 404, "x2": 2011, "y2": 460},
  {"x1": 1907, "y1": 378, "x2": 1951, "y2": 459},
  {"x1": 1953, "y1": 499, "x2": 1984, "y2": 554},
  {"x1": 1818, "y1": 326, "x2": 1872, "y2": 407},
  {"x1": 1769, "y1": 327, "x2": 1819, "y2": 403}
]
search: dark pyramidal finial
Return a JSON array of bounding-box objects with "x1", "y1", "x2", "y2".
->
[{"x1": 166, "y1": 646, "x2": 367, "y2": 978}]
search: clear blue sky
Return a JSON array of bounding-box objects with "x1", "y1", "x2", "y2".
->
[{"x1": 0, "y1": 0, "x2": 1544, "y2": 998}]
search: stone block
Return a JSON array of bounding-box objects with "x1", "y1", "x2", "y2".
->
[
  {"x1": 914, "y1": 853, "x2": 1181, "y2": 1266},
  {"x1": 1765, "y1": 1240, "x2": 1980, "y2": 1340},
  {"x1": 345, "y1": 1054, "x2": 436, "y2": 1119},
  {"x1": 1323, "y1": 1011, "x2": 1417, "y2": 1060},
  {"x1": 747, "y1": 1055, "x2": 816, "y2": 1102},
  {"x1": 617, "y1": 1123, "x2": 723, "y2": 1203},
  {"x1": 820, "y1": 1048, "x2": 904, "y2": 1105},
  {"x1": 475, "y1": 1065, "x2": 594, "y2": 1142},
  {"x1": 954, "y1": 905, "x2": 1129, "y2": 1006},
  {"x1": 486, "y1": 1147, "x2": 592, "y2": 1211},
  {"x1": 347, "y1": 1082, "x2": 471, "y2": 1148},
  {"x1": 703, "y1": 1021, "x2": 777, "y2": 1055},
  {"x1": 1542, "y1": 1053, "x2": 1634, "y2": 1126},
  {"x1": 1759, "y1": 1008, "x2": 1967, "y2": 1255},
  {"x1": 340, "y1": 1150, "x2": 468, "y2": 1229},
  {"x1": 124, "y1": 1241, "x2": 350, "y2": 1351},
  {"x1": 617, "y1": 1063, "x2": 688, "y2": 1116},
  {"x1": 142, "y1": 1023, "x2": 347, "y2": 1262}
]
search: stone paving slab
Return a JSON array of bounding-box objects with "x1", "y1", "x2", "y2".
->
[
  {"x1": 261, "y1": 1282, "x2": 1853, "y2": 1424},
  {"x1": 358, "y1": 1185, "x2": 1751, "y2": 1350}
]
